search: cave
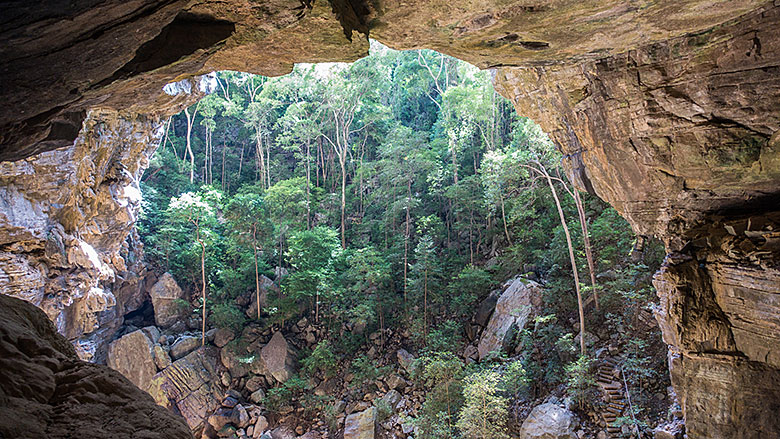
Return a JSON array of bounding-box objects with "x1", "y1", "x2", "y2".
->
[{"x1": 1, "y1": 1, "x2": 779, "y2": 438}]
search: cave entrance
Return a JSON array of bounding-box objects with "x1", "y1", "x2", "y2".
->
[{"x1": 123, "y1": 299, "x2": 156, "y2": 329}]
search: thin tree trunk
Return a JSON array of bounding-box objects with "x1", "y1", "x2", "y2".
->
[
  {"x1": 253, "y1": 226, "x2": 261, "y2": 320},
  {"x1": 238, "y1": 143, "x2": 244, "y2": 182},
  {"x1": 500, "y1": 192, "x2": 512, "y2": 245},
  {"x1": 340, "y1": 155, "x2": 347, "y2": 248},
  {"x1": 184, "y1": 107, "x2": 197, "y2": 184},
  {"x1": 404, "y1": 181, "x2": 411, "y2": 316},
  {"x1": 541, "y1": 166, "x2": 585, "y2": 355},
  {"x1": 574, "y1": 189, "x2": 599, "y2": 310},
  {"x1": 423, "y1": 268, "x2": 428, "y2": 346},
  {"x1": 306, "y1": 140, "x2": 311, "y2": 229},
  {"x1": 195, "y1": 224, "x2": 207, "y2": 346}
]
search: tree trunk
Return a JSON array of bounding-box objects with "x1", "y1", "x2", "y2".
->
[
  {"x1": 306, "y1": 140, "x2": 311, "y2": 229},
  {"x1": 573, "y1": 188, "x2": 599, "y2": 310},
  {"x1": 423, "y1": 268, "x2": 428, "y2": 346},
  {"x1": 542, "y1": 166, "x2": 586, "y2": 355},
  {"x1": 196, "y1": 225, "x2": 207, "y2": 346},
  {"x1": 340, "y1": 155, "x2": 347, "y2": 248},
  {"x1": 404, "y1": 181, "x2": 411, "y2": 316},
  {"x1": 500, "y1": 192, "x2": 512, "y2": 246},
  {"x1": 253, "y1": 226, "x2": 261, "y2": 320},
  {"x1": 184, "y1": 107, "x2": 197, "y2": 184}
]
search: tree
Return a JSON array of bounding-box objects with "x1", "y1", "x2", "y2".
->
[
  {"x1": 284, "y1": 226, "x2": 340, "y2": 322},
  {"x1": 456, "y1": 370, "x2": 510, "y2": 439},
  {"x1": 167, "y1": 189, "x2": 221, "y2": 345},
  {"x1": 224, "y1": 192, "x2": 272, "y2": 319}
]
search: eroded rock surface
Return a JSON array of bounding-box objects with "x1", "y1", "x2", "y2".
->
[
  {"x1": 107, "y1": 328, "x2": 157, "y2": 391},
  {"x1": 1, "y1": 2, "x2": 780, "y2": 438},
  {"x1": 477, "y1": 277, "x2": 541, "y2": 359},
  {"x1": 0, "y1": 293, "x2": 192, "y2": 439},
  {"x1": 148, "y1": 346, "x2": 226, "y2": 432},
  {"x1": 0, "y1": 109, "x2": 168, "y2": 360}
]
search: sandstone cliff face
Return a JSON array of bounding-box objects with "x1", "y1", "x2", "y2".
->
[
  {"x1": 0, "y1": 293, "x2": 193, "y2": 439},
  {"x1": 0, "y1": 109, "x2": 166, "y2": 360},
  {"x1": 1, "y1": 1, "x2": 780, "y2": 438},
  {"x1": 0, "y1": 0, "x2": 768, "y2": 161},
  {"x1": 491, "y1": 6, "x2": 780, "y2": 437}
]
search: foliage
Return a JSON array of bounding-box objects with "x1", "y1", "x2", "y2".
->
[
  {"x1": 456, "y1": 369, "x2": 510, "y2": 439},
  {"x1": 301, "y1": 340, "x2": 338, "y2": 378}
]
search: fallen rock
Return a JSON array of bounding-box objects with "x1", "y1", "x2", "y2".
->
[
  {"x1": 344, "y1": 407, "x2": 376, "y2": 439},
  {"x1": 171, "y1": 335, "x2": 200, "y2": 359},
  {"x1": 379, "y1": 390, "x2": 401, "y2": 410},
  {"x1": 107, "y1": 329, "x2": 156, "y2": 391},
  {"x1": 254, "y1": 415, "x2": 269, "y2": 436},
  {"x1": 260, "y1": 331, "x2": 297, "y2": 383},
  {"x1": 477, "y1": 277, "x2": 541, "y2": 360},
  {"x1": 396, "y1": 349, "x2": 416, "y2": 375},
  {"x1": 270, "y1": 426, "x2": 296, "y2": 439},
  {"x1": 153, "y1": 344, "x2": 172, "y2": 370},
  {"x1": 220, "y1": 346, "x2": 251, "y2": 378},
  {"x1": 149, "y1": 272, "x2": 186, "y2": 328},
  {"x1": 214, "y1": 328, "x2": 235, "y2": 348},
  {"x1": 518, "y1": 403, "x2": 578, "y2": 439},
  {"x1": 250, "y1": 389, "x2": 266, "y2": 404},
  {"x1": 147, "y1": 346, "x2": 225, "y2": 431}
]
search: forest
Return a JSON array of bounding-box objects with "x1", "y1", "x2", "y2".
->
[{"x1": 138, "y1": 41, "x2": 670, "y2": 438}]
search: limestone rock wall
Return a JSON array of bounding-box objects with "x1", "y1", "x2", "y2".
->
[
  {"x1": 0, "y1": 293, "x2": 193, "y2": 439},
  {"x1": 0, "y1": 109, "x2": 166, "y2": 360}
]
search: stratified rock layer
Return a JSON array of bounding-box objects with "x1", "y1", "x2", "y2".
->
[
  {"x1": 1, "y1": 2, "x2": 780, "y2": 438},
  {"x1": 0, "y1": 293, "x2": 193, "y2": 439},
  {"x1": 147, "y1": 347, "x2": 226, "y2": 432},
  {"x1": 0, "y1": 109, "x2": 166, "y2": 360}
]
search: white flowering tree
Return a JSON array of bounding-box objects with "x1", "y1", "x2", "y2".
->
[{"x1": 166, "y1": 189, "x2": 221, "y2": 345}]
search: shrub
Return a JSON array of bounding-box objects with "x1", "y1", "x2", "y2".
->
[
  {"x1": 565, "y1": 355, "x2": 596, "y2": 410},
  {"x1": 264, "y1": 376, "x2": 308, "y2": 412},
  {"x1": 301, "y1": 340, "x2": 338, "y2": 378},
  {"x1": 210, "y1": 302, "x2": 246, "y2": 332},
  {"x1": 456, "y1": 369, "x2": 510, "y2": 439}
]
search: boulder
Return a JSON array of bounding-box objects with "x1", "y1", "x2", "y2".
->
[
  {"x1": 214, "y1": 328, "x2": 235, "y2": 348},
  {"x1": 253, "y1": 415, "x2": 269, "y2": 437},
  {"x1": 147, "y1": 346, "x2": 225, "y2": 431},
  {"x1": 260, "y1": 331, "x2": 297, "y2": 383},
  {"x1": 344, "y1": 407, "x2": 376, "y2": 439},
  {"x1": 396, "y1": 349, "x2": 416, "y2": 375},
  {"x1": 518, "y1": 403, "x2": 578, "y2": 439},
  {"x1": 220, "y1": 345, "x2": 251, "y2": 378},
  {"x1": 149, "y1": 272, "x2": 186, "y2": 328},
  {"x1": 477, "y1": 278, "x2": 542, "y2": 360},
  {"x1": 107, "y1": 329, "x2": 156, "y2": 391},
  {"x1": 270, "y1": 426, "x2": 296, "y2": 439},
  {"x1": 250, "y1": 389, "x2": 266, "y2": 404},
  {"x1": 153, "y1": 344, "x2": 172, "y2": 370},
  {"x1": 171, "y1": 335, "x2": 200, "y2": 359},
  {"x1": 379, "y1": 390, "x2": 402, "y2": 410}
]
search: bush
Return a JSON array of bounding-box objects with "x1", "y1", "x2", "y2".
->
[
  {"x1": 565, "y1": 355, "x2": 596, "y2": 410},
  {"x1": 210, "y1": 302, "x2": 246, "y2": 332},
  {"x1": 301, "y1": 340, "x2": 338, "y2": 378},
  {"x1": 264, "y1": 376, "x2": 308, "y2": 412}
]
